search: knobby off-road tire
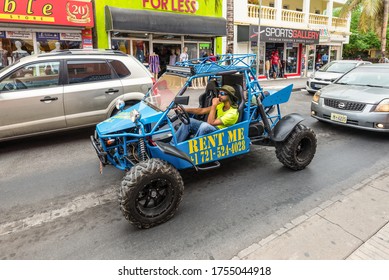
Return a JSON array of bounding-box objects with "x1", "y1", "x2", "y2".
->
[
  {"x1": 119, "y1": 158, "x2": 184, "y2": 229},
  {"x1": 275, "y1": 124, "x2": 317, "y2": 171}
]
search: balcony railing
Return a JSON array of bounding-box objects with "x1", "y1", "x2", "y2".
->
[
  {"x1": 282, "y1": 10, "x2": 304, "y2": 23},
  {"x1": 309, "y1": 14, "x2": 328, "y2": 25},
  {"x1": 247, "y1": 4, "x2": 348, "y2": 29},
  {"x1": 248, "y1": 4, "x2": 276, "y2": 20},
  {"x1": 332, "y1": 17, "x2": 348, "y2": 28}
]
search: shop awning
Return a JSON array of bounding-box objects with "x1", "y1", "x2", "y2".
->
[{"x1": 105, "y1": 6, "x2": 227, "y2": 36}]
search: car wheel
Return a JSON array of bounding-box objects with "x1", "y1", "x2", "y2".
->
[
  {"x1": 275, "y1": 124, "x2": 317, "y2": 170},
  {"x1": 119, "y1": 158, "x2": 184, "y2": 229}
]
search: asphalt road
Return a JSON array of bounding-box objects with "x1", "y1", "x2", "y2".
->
[{"x1": 1, "y1": 89, "x2": 388, "y2": 260}]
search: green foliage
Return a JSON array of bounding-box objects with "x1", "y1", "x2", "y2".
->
[{"x1": 342, "y1": 6, "x2": 383, "y2": 58}]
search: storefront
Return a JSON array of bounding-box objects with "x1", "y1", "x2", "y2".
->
[
  {"x1": 237, "y1": 25, "x2": 320, "y2": 78},
  {"x1": 0, "y1": 0, "x2": 94, "y2": 68},
  {"x1": 94, "y1": 1, "x2": 226, "y2": 77}
]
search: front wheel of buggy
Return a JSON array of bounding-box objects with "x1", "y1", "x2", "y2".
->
[
  {"x1": 119, "y1": 159, "x2": 184, "y2": 229},
  {"x1": 275, "y1": 124, "x2": 317, "y2": 171}
]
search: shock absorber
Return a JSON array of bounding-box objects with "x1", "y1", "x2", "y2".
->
[{"x1": 138, "y1": 138, "x2": 147, "y2": 161}]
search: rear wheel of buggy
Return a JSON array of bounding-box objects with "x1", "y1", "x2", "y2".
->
[
  {"x1": 119, "y1": 158, "x2": 184, "y2": 229},
  {"x1": 275, "y1": 124, "x2": 317, "y2": 170}
]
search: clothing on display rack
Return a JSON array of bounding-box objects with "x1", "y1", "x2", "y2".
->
[
  {"x1": 149, "y1": 53, "x2": 160, "y2": 78},
  {"x1": 0, "y1": 42, "x2": 8, "y2": 67}
]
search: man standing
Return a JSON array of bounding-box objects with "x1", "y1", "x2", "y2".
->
[
  {"x1": 173, "y1": 85, "x2": 239, "y2": 143},
  {"x1": 271, "y1": 51, "x2": 280, "y2": 79},
  {"x1": 322, "y1": 53, "x2": 328, "y2": 65}
]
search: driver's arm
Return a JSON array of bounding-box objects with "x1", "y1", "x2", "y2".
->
[
  {"x1": 185, "y1": 107, "x2": 211, "y2": 115},
  {"x1": 206, "y1": 98, "x2": 223, "y2": 126}
]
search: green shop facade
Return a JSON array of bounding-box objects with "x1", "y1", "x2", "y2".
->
[{"x1": 94, "y1": 0, "x2": 226, "y2": 74}]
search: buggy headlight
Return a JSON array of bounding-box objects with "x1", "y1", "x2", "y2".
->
[
  {"x1": 115, "y1": 99, "x2": 125, "y2": 111},
  {"x1": 312, "y1": 91, "x2": 321, "y2": 103},
  {"x1": 129, "y1": 109, "x2": 141, "y2": 123},
  {"x1": 375, "y1": 99, "x2": 389, "y2": 112}
]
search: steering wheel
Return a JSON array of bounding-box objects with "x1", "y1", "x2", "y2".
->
[
  {"x1": 15, "y1": 79, "x2": 27, "y2": 90},
  {"x1": 174, "y1": 104, "x2": 190, "y2": 125}
]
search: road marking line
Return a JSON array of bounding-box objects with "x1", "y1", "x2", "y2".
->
[{"x1": 0, "y1": 187, "x2": 117, "y2": 237}]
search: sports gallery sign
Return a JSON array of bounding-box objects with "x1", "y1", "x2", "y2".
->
[
  {"x1": 250, "y1": 25, "x2": 320, "y2": 45},
  {"x1": 0, "y1": 0, "x2": 94, "y2": 27}
]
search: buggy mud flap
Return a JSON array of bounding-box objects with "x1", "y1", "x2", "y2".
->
[
  {"x1": 155, "y1": 141, "x2": 198, "y2": 171},
  {"x1": 272, "y1": 113, "x2": 304, "y2": 142}
]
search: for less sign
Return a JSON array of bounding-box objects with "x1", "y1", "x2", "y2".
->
[{"x1": 0, "y1": 0, "x2": 94, "y2": 27}]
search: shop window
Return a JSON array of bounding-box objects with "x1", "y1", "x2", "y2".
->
[
  {"x1": 0, "y1": 61, "x2": 60, "y2": 91},
  {"x1": 185, "y1": 43, "x2": 198, "y2": 60},
  {"x1": 67, "y1": 60, "x2": 116, "y2": 84},
  {"x1": 132, "y1": 40, "x2": 149, "y2": 63},
  {"x1": 286, "y1": 46, "x2": 298, "y2": 74}
]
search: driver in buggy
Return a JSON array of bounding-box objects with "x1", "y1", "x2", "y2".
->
[{"x1": 173, "y1": 85, "x2": 240, "y2": 143}]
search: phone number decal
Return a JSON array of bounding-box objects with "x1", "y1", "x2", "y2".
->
[{"x1": 187, "y1": 127, "x2": 247, "y2": 165}]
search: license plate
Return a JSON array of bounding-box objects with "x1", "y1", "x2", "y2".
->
[
  {"x1": 313, "y1": 83, "x2": 323, "y2": 89},
  {"x1": 331, "y1": 112, "x2": 347, "y2": 123}
]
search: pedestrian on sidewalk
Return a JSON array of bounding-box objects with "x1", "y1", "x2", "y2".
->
[
  {"x1": 271, "y1": 51, "x2": 280, "y2": 79},
  {"x1": 265, "y1": 57, "x2": 270, "y2": 79}
]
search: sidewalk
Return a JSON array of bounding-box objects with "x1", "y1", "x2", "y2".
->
[
  {"x1": 258, "y1": 76, "x2": 308, "y2": 92},
  {"x1": 233, "y1": 169, "x2": 389, "y2": 260}
]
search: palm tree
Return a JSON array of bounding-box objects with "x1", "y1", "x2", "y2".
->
[
  {"x1": 226, "y1": 0, "x2": 234, "y2": 52},
  {"x1": 340, "y1": 0, "x2": 389, "y2": 58}
]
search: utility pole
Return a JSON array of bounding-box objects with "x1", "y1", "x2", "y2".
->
[{"x1": 256, "y1": 0, "x2": 262, "y2": 78}]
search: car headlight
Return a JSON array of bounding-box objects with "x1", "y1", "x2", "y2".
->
[
  {"x1": 312, "y1": 90, "x2": 321, "y2": 103},
  {"x1": 375, "y1": 99, "x2": 389, "y2": 112},
  {"x1": 309, "y1": 73, "x2": 315, "y2": 79},
  {"x1": 129, "y1": 109, "x2": 141, "y2": 123}
]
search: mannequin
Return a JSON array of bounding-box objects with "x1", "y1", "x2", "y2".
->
[
  {"x1": 149, "y1": 52, "x2": 160, "y2": 80},
  {"x1": 169, "y1": 50, "x2": 176, "y2": 65},
  {"x1": 12, "y1": 41, "x2": 29, "y2": 63},
  {"x1": 0, "y1": 41, "x2": 8, "y2": 68},
  {"x1": 179, "y1": 46, "x2": 188, "y2": 62},
  {"x1": 36, "y1": 42, "x2": 45, "y2": 54},
  {"x1": 51, "y1": 42, "x2": 61, "y2": 52}
]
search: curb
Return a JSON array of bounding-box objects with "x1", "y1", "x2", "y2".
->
[{"x1": 232, "y1": 169, "x2": 389, "y2": 260}]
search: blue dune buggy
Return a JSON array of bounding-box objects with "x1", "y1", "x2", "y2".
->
[{"x1": 91, "y1": 54, "x2": 317, "y2": 229}]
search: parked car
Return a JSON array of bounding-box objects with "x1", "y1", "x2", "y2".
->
[
  {"x1": 0, "y1": 49, "x2": 153, "y2": 141},
  {"x1": 306, "y1": 60, "x2": 371, "y2": 94},
  {"x1": 311, "y1": 64, "x2": 389, "y2": 132}
]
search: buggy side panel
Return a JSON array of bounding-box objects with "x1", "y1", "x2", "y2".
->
[
  {"x1": 149, "y1": 122, "x2": 250, "y2": 170},
  {"x1": 262, "y1": 84, "x2": 293, "y2": 107}
]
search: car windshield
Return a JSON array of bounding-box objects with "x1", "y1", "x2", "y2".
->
[
  {"x1": 319, "y1": 61, "x2": 358, "y2": 73},
  {"x1": 336, "y1": 67, "x2": 389, "y2": 88},
  {"x1": 143, "y1": 73, "x2": 188, "y2": 111}
]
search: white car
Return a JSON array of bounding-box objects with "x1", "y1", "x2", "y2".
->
[{"x1": 306, "y1": 60, "x2": 371, "y2": 94}]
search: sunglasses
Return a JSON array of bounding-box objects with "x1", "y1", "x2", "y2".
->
[{"x1": 218, "y1": 91, "x2": 227, "y2": 96}]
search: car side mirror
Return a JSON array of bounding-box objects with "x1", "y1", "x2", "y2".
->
[{"x1": 174, "y1": 96, "x2": 189, "y2": 105}]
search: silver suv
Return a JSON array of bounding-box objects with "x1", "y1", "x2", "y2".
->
[
  {"x1": 0, "y1": 49, "x2": 153, "y2": 141},
  {"x1": 306, "y1": 60, "x2": 371, "y2": 94}
]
